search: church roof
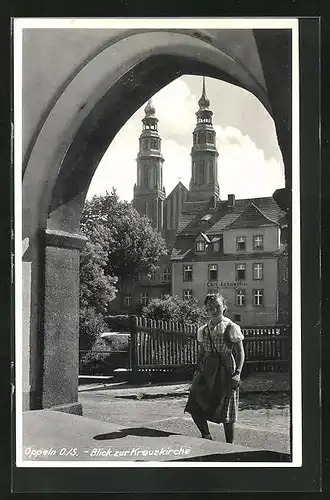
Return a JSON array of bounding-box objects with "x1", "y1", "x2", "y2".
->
[{"x1": 165, "y1": 181, "x2": 189, "y2": 200}]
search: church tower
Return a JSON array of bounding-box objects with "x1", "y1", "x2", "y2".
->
[
  {"x1": 133, "y1": 99, "x2": 166, "y2": 230},
  {"x1": 188, "y1": 77, "x2": 220, "y2": 202}
]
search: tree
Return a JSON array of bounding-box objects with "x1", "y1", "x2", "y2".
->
[
  {"x1": 79, "y1": 237, "x2": 118, "y2": 349},
  {"x1": 79, "y1": 189, "x2": 168, "y2": 348},
  {"x1": 142, "y1": 295, "x2": 207, "y2": 326},
  {"x1": 81, "y1": 189, "x2": 168, "y2": 280}
]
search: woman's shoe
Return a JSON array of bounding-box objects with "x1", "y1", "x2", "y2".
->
[{"x1": 201, "y1": 433, "x2": 212, "y2": 440}]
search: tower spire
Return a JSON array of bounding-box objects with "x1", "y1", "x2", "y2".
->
[
  {"x1": 188, "y1": 76, "x2": 219, "y2": 202},
  {"x1": 198, "y1": 76, "x2": 210, "y2": 109},
  {"x1": 133, "y1": 97, "x2": 165, "y2": 230}
]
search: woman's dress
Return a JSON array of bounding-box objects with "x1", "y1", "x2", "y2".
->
[{"x1": 184, "y1": 316, "x2": 244, "y2": 424}]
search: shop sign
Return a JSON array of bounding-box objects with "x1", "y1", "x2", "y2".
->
[{"x1": 207, "y1": 281, "x2": 247, "y2": 288}]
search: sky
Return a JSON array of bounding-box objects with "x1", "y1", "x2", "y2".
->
[{"x1": 87, "y1": 75, "x2": 285, "y2": 202}]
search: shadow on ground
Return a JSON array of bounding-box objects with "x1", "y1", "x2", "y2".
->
[{"x1": 94, "y1": 427, "x2": 177, "y2": 440}]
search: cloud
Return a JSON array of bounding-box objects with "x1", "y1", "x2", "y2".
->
[
  {"x1": 88, "y1": 78, "x2": 197, "y2": 201},
  {"x1": 87, "y1": 77, "x2": 285, "y2": 202},
  {"x1": 215, "y1": 125, "x2": 285, "y2": 198},
  {"x1": 162, "y1": 140, "x2": 191, "y2": 195},
  {"x1": 151, "y1": 78, "x2": 197, "y2": 140}
]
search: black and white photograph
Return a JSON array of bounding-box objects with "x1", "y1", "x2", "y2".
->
[{"x1": 14, "y1": 17, "x2": 304, "y2": 476}]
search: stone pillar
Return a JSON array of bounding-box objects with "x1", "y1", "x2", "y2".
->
[{"x1": 42, "y1": 229, "x2": 87, "y2": 414}]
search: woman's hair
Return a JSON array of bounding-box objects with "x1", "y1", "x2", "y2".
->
[{"x1": 204, "y1": 293, "x2": 227, "y2": 310}]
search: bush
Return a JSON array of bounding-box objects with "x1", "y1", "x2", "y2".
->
[
  {"x1": 79, "y1": 307, "x2": 107, "y2": 350},
  {"x1": 80, "y1": 336, "x2": 129, "y2": 375},
  {"x1": 101, "y1": 332, "x2": 130, "y2": 352},
  {"x1": 105, "y1": 314, "x2": 132, "y2": 332},
  {"x1": 142, "y1": 295, "x2": 207, "y2": 326}
]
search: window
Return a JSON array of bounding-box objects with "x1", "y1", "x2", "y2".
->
[
  {"x1": 209, "y1": 160, "x2": 214, "y2": 182},
  {"x1": 161, "y1": 269, "x2": 171, "y2": 282},
  {"x1": 234, "y1": 314, "x2": 241, "y2": 323},
  {"x1": 236, "y1": 263, "x2": 246, "y2": 281},
  {"x1": 253, "y1": 235, "x2": 264, "y2": 251},
  {"x1": 253, "y1": 289, "x2": 264, "y2": 307},
  {"x1": 208, "y1": 264, "x2": 218, "y2": 281},
  {"x1": 206, "y1": 131, "x2": 213, "y2": 143},
  {"x1": 143, "y1": 165, "x2": 148, "y2": 187},
  {"x1": 213, "y1": 242, "x2": 220, "y2": 252},
  {"x1": 198, "y1": 131, "x2": 206, "y2": 144},
  {"x1": 149, "y1": 271, "x2": 157, "y2": 282},
  {"x1": 196, "y1": 241, "x2": 205, "y2": 252},
  {"x1": 253, "y1": 263, "x2": 263, "y2": 280},
  {"x1": 236, "y1": 290, "x2": 245, "y2": 307},
  {"x1": 183, "y1": 289, "x2": 193, "y2": 301},
  {"x1": 132, "y1": 273, "x2": 140, "y2": 282},
  {"x1": 151, "y1": 138, "x2": 158, "y2": 149},
  {"x1": 183, "y1": 265, "x2": 193, "y2": 281},
  {"x1": 124, "y1": 296, "x2": 132, "y2": 307},
  {"x1": 199, "y1": 160, "x2": 205, "y2": 184},
  {"x1": 140, "y1": 293, "x2": 149, "y2": 306},
  {"x1": 236, "y1": 236, "x2": 246, "y2": 251}
]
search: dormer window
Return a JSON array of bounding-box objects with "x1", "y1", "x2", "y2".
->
[
  {"x1": 196, "y1": 241, "x2": 205, "y2": 252},
  {"x1": 212, "y1": 236, "x2": 222, "y2": 252}
]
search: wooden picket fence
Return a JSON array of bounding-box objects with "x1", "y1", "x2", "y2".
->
[{"x1": 130, "y1": 316, "x2": 290, "y2": 375}]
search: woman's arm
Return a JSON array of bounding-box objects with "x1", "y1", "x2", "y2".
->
[
  {"x1": 233, "y1": 340, "x2": 245, "y2": 373},
  {"x1": 232, "y1": 341, "x2": 245, "y2": 388}
]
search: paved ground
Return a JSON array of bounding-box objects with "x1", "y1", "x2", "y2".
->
[
  {"x1": 23, "y1": 410, "x2": 288, "y2": 464},
  {"x1": 21, "y1": 374, "x2": 291, "y2": 464},
  {"x1": 78, "y1": 379, "x2": 290, "y2": 454}
]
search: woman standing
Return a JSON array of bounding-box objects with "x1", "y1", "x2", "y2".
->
[{"x1": 184, "y1": 293, "x2": 245, "y2": 443}]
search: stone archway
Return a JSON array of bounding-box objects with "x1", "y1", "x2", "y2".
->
[{"x1": 21, "y1": 28, "x2": 291, "y2": 413}]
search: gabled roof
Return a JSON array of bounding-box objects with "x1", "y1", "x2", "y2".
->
[
  {"x1": 176, "y1": 199, "x2": 212, "y2": 235},
  {"x1": 197, "y1": 232, "x2": 211, "y2": 244},
  {"x1": 171, "y1": 194, "x2": 286, "y2": 261},
  {"x1": 170, "y1": 236, "x2": 194, "y2": 261},
  {"x1": 205, "y1": 196, "x2": 285, "y2": 236},
  {"x1": 223, "y1": 203, "x2": 279, "y2": 229},
  {"x1": 165, "y1": 181, "x2": 189, "y2": 200}
]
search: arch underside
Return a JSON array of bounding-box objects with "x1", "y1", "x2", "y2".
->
[{"x1": 21, "y1": 28, "x2": 291, "y2": 412}]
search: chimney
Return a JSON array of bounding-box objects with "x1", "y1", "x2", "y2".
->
[{"x1": 228, "y1": 194, "x2": 235, "y2": 207}]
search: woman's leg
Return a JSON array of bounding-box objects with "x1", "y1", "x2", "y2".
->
[
  {"x1": 223, "y1": 423, "x2": 235, "y2": 443},
  {"x1": 191, "y1": 411, "x2": 211, "y2": 438}
]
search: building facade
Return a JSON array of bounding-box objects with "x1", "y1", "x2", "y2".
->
[
  {"x1": 110, "y1": 78, "x2": 288, "y2": 325},
  {"x1": 171, "y1": 195, "x2": 287, "y2": 325}
]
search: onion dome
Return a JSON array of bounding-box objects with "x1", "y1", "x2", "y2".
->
[{"x1": 144, "y1": 99, "x2": 156, "y2": 116}]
